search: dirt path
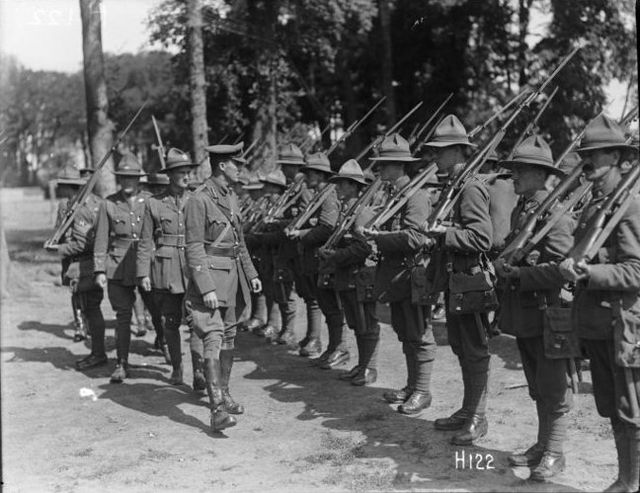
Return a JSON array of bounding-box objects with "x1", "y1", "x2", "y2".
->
[{"x1": 1, "y1": 190, "x2": 616, "y2": 492}]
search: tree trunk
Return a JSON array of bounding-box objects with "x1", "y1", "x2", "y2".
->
[
  {"x1": 338, "y1": 50, "x2": 361, "y2": 157},
  {"x1": 378, "y1": 0, "x2": 397, "y2": 126},
  {"x1": 517, "y1": 0, "x2": 533, "y2": 87},
  {"x1": 80, "y1": 0, "x2": 115, "y2": 198},
  {"x1": 187, "y1": 0, "x2": 210, "y2": 181}
]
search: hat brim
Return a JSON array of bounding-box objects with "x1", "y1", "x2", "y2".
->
[
  {"x1": 329, "y1": 174, "x2": 368, "y2": 185},
  {"x1": 501, "y1": 160, "x2": 566, "y2": 177},
  {"x1": 304, "y1": 164, "x2": 335, "y2": 174},
  {"x1": 369, "y1": 156, "x2": 421, "y2": 162},
  {"x1": 260, "y1": 179, "x2": 287, "y2": 188},
  {"x1": 276, "y1": 159, "x2": 306, "y2": 166},
  {"x1": 113, "y1": 171, "x2": 147, "y2": 176},
  {"x1": 576, "y1": 143, "x2": 636, "y2": 153},
  {"x1": 243, "y1": 183, "x2": 264, "y2": 190},
  {"x1": 158, "y1": 163, "x2": 199, "y2": 173},
  {"x1": 56, "y1": 178, "x2": 86, "y2": 186},
  {"x1": 423, "y1": 140, "x2": 477, "y2": 148}
]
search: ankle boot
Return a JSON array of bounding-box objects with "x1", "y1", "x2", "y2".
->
[
  {"x1": 110, "y1": 359, "x2": 129, "y2": 383},
  {"x1": 451, "y1": 375, "x2": 488, "y2": 445},
  {"x1": 170, "y1": 363, "x2": 184, "y2": 385},
  {"x1": 450, "y1": 414, "x2": 488, "y2": 445},
  {"x1": 352, "y1": 339, "x2": 378, "y2": 386},
  {"x1": 398, "y1": 391, "x2": 432, "y2": 415},
  {"x1": 209, "y1": 387, "x2": 237, "y2": 432},
  {"x1": 219, "y1": 350, "x2": 244, "y2": 414}
]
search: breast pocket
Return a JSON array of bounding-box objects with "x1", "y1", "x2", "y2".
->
[
  {"x1": 160, "y1": 216, "x2": 174, "y2": 233},
  {"x1": 112, "y1": 213, "x2": 130, "y2": 235}
]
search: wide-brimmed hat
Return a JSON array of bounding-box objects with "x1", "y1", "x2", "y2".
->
[
  {"x1": 304, "y1": 152, "x2": 334, "y2": 174},
  {"x1": 56, "y1": 167, "x2": 87, "y2": 187},
  {"x1": 501, "y1": 135, "x2": 565, "y2": 176},
  {"x1": 243, "y1": 176, "x2": 264, "y2": 190},
  {"x1": 205, "y1": 142, "x2": 244, "y2": 156},
  {"x1": 576, "y1": 115, "x2": 636, "y2": 153},
  {"x1": 423, "y1": 115, "x2": 476, "y2": 148},
  {"x1": 142, "y1": 173, "x2": 170, "y2": 185},
  {"x1": 369, "y1": 133, "x2": 420, "y2": 162},
  {"x1": 330, "y1": 159, "x2": 368, "y2": 185},
  {"x1": 276, "y1": 144, "x2": 305, "y2": 165},
  {"x1": 159, "y1": 148, "x2": 198, "y2": 173},
  {"x1": 260, "y1": 169, "x2": 287, "y2": 188},
  {"x1": 114, "y1": 153, "x2": 146, "y2": 176}
]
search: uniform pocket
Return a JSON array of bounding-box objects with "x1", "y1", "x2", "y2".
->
[{"x1": 208, "y1": 256, "x2": 233, "y2": 303}]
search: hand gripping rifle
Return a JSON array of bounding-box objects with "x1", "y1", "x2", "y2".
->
[
  {"x1": 323, "y1": 177, "x2": 384, "y2": 250},
  {"x1": 326, "y1": 97, "x2": 386, "y2": 156},
  {"x1": 285, "y1": 183, "x2": 336, "y2": 233},
  {"x1": 424, "y1": 46, "x2": 580, "y2": 232},
  {"x1": 151, "y1": 115, "x2": 166, "y2": 169},
  {"x1": 44, "y1": 101, "x2": 148, "y2": 248},
  {"x1": 358, "y1": 101, "x2": 424, "y2": 164},
  {"x1": 249, "y1": 174, "x2": 306, "y2": 233},
  {"x1": 506, "y1": 86, "x2": 559, "y2": 160}
]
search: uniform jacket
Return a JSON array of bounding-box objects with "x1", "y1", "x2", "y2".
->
[
  {"x1": 427, "y1": 174, "x2": 493, "y2": 292},
  {"x1": 499, "y1": 190, "x2": 574, "y2": 338},
  {"x1": 298, "y1": 184, "x2": 340, "y2": 275},
  {"x1": 374, "y1": 175, "x2": 431, "y2": 303},
  {"x1": 325, "y1": 197, "x2": 373, "y2": 291},
  {"x1": 58, "y1": 193, "x2": 102, "y2": 286},
  {"x1": 520, "y1": 179, "x2": 640, "y2": 340},
  {"x1": 94, "y1": 190, "x2": 150, "y2": 285},
  {"x1": 136, "y1": 189, "x2": 192, "y2": 294},
  {"x1": 184, "y1": 176, "x2": 257, "y2": 308}
]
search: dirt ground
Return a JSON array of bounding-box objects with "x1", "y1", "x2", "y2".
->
[{"x1": 0, "y1": 189, "x2": 618, "y2": 492}]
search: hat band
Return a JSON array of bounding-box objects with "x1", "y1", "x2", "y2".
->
[
  {"x1": 579, "y1": 138, "x2": 628, "y2": 148},
  {"x1": 511, "y1": 152, "x2": 553, "y2": 166},
  {"x1": 376, "y1": 149, "x2": 414, "y2": 159},
  {"x1": 430, "y1": 135, "x2": 471, "y2": 143}
]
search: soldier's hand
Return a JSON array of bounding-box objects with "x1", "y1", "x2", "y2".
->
[
  {"x1": 574, "y1": 260, "x2": 591, "y2": 280},
  {"x1": 426, "y1": 224, "x2": 447, "y2": 236},
  {"x1": 250, "y1": 278, "x2": 262, "y2": 293},
  {"x1": 286, "y1": 229, "x2": 301, "y2": 239},
  {"x1": 361, "y1": 227, "x2": 378, "y2": 238},
  {"x1": 203, "y1": 291, "x2": 219, "y2": 310},
  {"x1": 45, "y1": 243, "x2": 60, "y2": 253},
  {"x1": 558, "y1": 258, "x2": 588, "y2": 283},
  {"x1": 494, "y1": 258, "x2": 519, "y2": 279},
  {"x1": 139, "y1": 276, "x2": 152, "y2": 292},
  {"x1": 95, "y1": 273, "x2": 107, "y2": 289}
]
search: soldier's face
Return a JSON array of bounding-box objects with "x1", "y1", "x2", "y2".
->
[
  {"x1": 435, "y1": 146, "x2": 465, "y2": 172},
  {"x1": 379, "y1": 162, "x2": 403, "y2": 182},
  {"x1": 119, "y1": 176, "x2": 140, "y2": 194},
  {"x1": 305, "y1": 170, "x2": 324, "y2": 188},
  {"x1": 168, "y1": 169, "x2": 191, "y2": 190},
  {"x1": 581, "y1": 149, "x2": 619, "y2": 181},
  {"x1": 281, "y1": 164, "x2": 298, "y2": 181},
  {"x1": 219, "y1": 159, "x2": 239, "y2": 183},
  {"x1": 510, "y1": 165, "x2": 546, "y2": 195},
  {"x1": 336, "y1": 180, "x2": 357, "y2": 200}
]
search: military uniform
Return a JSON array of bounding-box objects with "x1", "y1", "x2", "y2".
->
[
  {"x1": 424, "y1": 115, "x2": 493, "y2": 444},
  {"x1": 496, "y1": 136, "x2": 575, "y2": 480},
  {"x1": 184, "y1": 146, "x2": 258, "y2": 430}
]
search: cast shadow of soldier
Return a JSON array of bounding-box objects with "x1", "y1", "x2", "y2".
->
[{"x1": 233, "y1": 304, "x2": 582, "y2": 493}]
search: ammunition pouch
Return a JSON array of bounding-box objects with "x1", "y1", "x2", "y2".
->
[
  {"x1": 613, "y1": 299, "x2": 640, "y2": 368},
  {"x1": 448, "y1": 269, "x2": 498, "y2": 315},
  {"x1": 410, "y1": 265, "x2": 431, "y2": 306},
  {"x1": 355, "y1": 266, "x2": 376, "y2": 303},
  {"x1": 543, "y1": 305, "x2": 581, "y2": 359}
]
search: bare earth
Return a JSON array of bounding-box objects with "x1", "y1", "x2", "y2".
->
[{"x1": 1, "y1": 189, "x2": 616, "y2": 492}]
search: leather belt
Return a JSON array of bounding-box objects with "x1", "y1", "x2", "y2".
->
[
  {"x1": 204, "y1": 244, "x2": 240, "y2": 258},
  {"x1": 157, "y1": 234, "x2": 185, "y2": 247}
]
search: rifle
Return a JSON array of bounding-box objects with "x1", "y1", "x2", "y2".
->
[
  {"x1": 327, "y1": 97, "x2": 386, "y2": 156},
  {"x1": 241, "y1": 137, "x2": 261, "y2": 158},
  {"x1": 285, "y1": 183, "x2": 336, "y2": 233},
  {"x1": 250, "y1": 174, "x2": 305, "y2": 233},
  {"x1": 467, "y1": 89, "x2": 531, "y2": 139},
  {"x1": 424, "y1": 46, "x2": 580, "y2": 232},
  {"x1": 44, "y1": 101, "x2": 148, "y2": 248},
  {"x1": 507, "y1": 86, "x2": 559, "y2": 160},
  {"x1": 569, "y1": 165, "x2": 640, "y2": 263},
  {"x1": 151, "y1": 115, "x2": 166, "y2": 169},
  {"x1": 365, "y1": 163, "x2": 438, "y2": 230},
  {"x1": 411, "y1": 92, "x2": 454, "y2": 149},
  {"x1": 620, "y1": 104, "x2": 639, "y2": 127},
  {"x1": 324, "y1": 177, "x2": 384, "y2": 249},
  {"x1": 357, "y1": 101, "x2": 424, "y2": 163}
]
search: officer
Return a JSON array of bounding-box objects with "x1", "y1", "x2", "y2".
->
[
  {"x1": 137, "y1": 148, "x2": 198, "y2": 385},
  {"x1": 94, "y1": 153, "x2": 151, "y2": 383},
  {"x1": 48, "y1": 168, "x2": 106, "y2": 368},
  {"x1": 183, "y1": 142, "x2": 261, "y2": 432},
  {"x1": 424, "y1": 115, "x2": 493, "y2": 444},
  {"x1": 287, "y1": 152, "x2": 347, "y2": 368},
  {"x1": 247, "y1": 170, "x2": 287, "y2": 343},
  {"x1": 320, "y1": 159, "x2": 380, "y2": 385},
  {"x1": 362, "y1": 134, "x2": 434, "y2": 414},
  {"x1": 527, "y1": 115, "x2": 640, "y2": 491},
  {"x1": 494, "y1": 136, "x2": 574, "y2": 481}
]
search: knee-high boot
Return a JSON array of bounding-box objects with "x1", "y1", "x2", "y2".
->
[
  {"x1": 205, "y1": 356, "x2": 236, "y2": 431},
  {"x1": 219, "y1": 349, "x2": 244, "y2": 414}
]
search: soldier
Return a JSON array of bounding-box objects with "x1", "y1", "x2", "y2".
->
[
  {"x1": 362, "y1": 134, "x2": 434, "y2": 414},
  {"x1": 525, "y1": 115, "x2": 640, "y2": 490},
  {"x1": 286, "y1": 152, "x2": 348, "y2": 368},
  {"x1": 423, "y1": 115, "x2": 493, "y2": 444},
  {"x1": 183, "y1": 143, "x2": 261, "y2": 432},
  {"x1": 493, "y1": 136, "x2": 574, "y2": 481},
  {"x1": 320, "y1": 159, "x2": 379, "y2": 385},
  {"x1": 94, "y1": 153, "x2": 151, "y2": 383},
  {"x1": 48, "y1": 168, "x2": 107, "y2": 369},
  {"x1": 137, "y1": 148, "x2": 199, "y2": 385},
  {"x1": 246, "y1": 171, "x2": 287, "y2": 342}
]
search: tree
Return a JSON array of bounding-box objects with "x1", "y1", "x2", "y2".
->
[
  {"x1": 378, "y1": 0, "x2": 397, "y2": 125},
  {"x1": 80, "y1": 0, "x2": 115, "y2": 197}
]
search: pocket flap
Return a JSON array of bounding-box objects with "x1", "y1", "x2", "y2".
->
[
  {"x1": 208, "y1": 256, "x2": 233, "y2": 270},
  {"x1": 154, "y1": 246, "x2": 173, "y2": 259},
  {"x1": 449, "y1": 271, "x2": 493, "y2": 293}
]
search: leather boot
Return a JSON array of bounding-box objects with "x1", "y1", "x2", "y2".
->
[
  {"x1": 299, "y1": 338, "x2": 322, "y2": 358},
  {"x1": 73, "y1": 310, "x2": 87, "y2": 342},
  {"x1": 529, "y1": 452, "x2": 565, "y2": 482},
  {"x1": 352, "y1": 339, "x2": 377, "y2": 386},
  {"x1": 340, "y1": 365, "x2": 362, "y2": 381},
  {"x1": 352, "y1": 368, "x2": 377, "y2": 386},
  {"x1": 110, "y1": 359, "x2": 129, "y2": 383},
  {"x1": 276, "y1": 329, "x2": 296, "y2": 346},
  {"x1": 508, "y1": 442, "x2": 545, "y2": 467},
  {"x1": 205, "y1": 358, "x2": 237, "y2": 432},
  {"x1": 398, "y1": 391, "x2": 432, "y2": 415},
  {"x1": 76, "y1": 353, "x2": 108, "y2": 370},
  {"x1": 450, "y1": 414, "x2": 488, "y2": 445},
  {"x1": 434, "y1": 408, "x2": 469, "y2": 431},
  {"x1": 245, "y1": 317, "x2": 264, "y2": 333},
  {"x1": 219, "y1": 350, "x2": 244, "y2": 415},
  {"x1": 263, "y1": 325, "x2": 279, "y2": 343},
  {"x1": 320, "y1": 348, "x2": 350, "y2": 369},
  {"x1": 383, "y1": 347, "x2": 415, "y2": 403}
]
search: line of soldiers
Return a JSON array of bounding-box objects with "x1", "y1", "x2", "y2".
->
[{"x1": 51, "y1": 108, "x2": 639, "y2": 489}]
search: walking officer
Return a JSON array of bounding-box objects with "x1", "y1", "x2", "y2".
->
[
  {"x1": 494, "y1": 136, "x2": 575, "y2": 481},
  {"x1": 361, "y1": 134, "x2": 434, "y2": 414},
  {"x1": 183, "y1": 142, "x2": 261, "y2": 432},
  {"x1": 137, "y1": 148, "x2": 199, "y2": 385},
  {"x1": 423, "y1": 115, "x2": 493, "y2": 444},
  {"x1": 94, "y1": 153, "x2": 151, "y2": 383}
]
